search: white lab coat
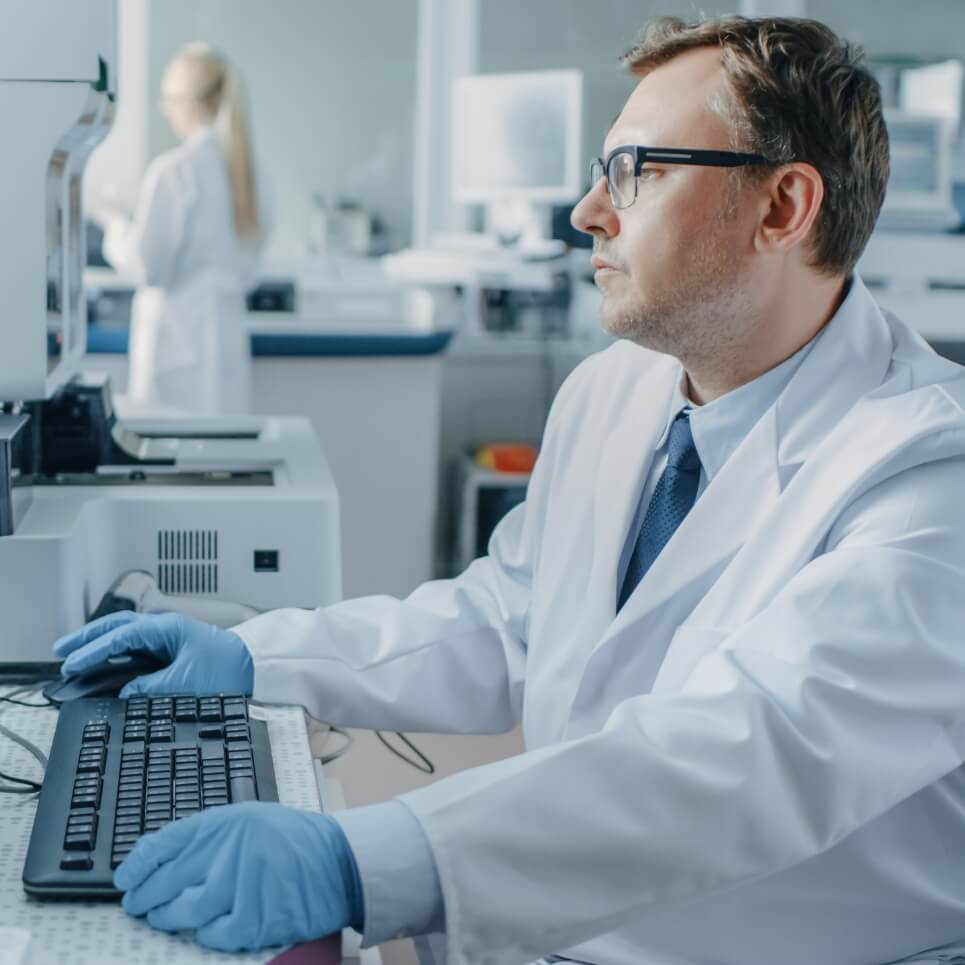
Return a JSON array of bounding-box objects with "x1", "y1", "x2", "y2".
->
[
  {"x1": 235, "y1": 276, "x2": 965, "y2": 965},
  {"x1": 103, "y1": 126, "x2": 265, "y2": 416}
]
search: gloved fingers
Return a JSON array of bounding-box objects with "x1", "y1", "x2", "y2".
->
[
  {"x1": 60, "y1": 619, "x2": 169, "y2": 676},
  {"x1": 114, "y1": 813, "x2": 204, "y2": 892},
  {"x1": 121, "y1": 844, "x2": 215, "y2": 917},
  {"x1": 120, "y1": 663, "x2": 182, "y2": 698},
  {"x1": 52, "y1": 611, "x2": 141, "y2": 659},
  {"x1": 195, "y1": 910, "x2": 258, "y2": 953},
  {"x1": 145, "y1": 883, "x2": 226, "y2": 933}
]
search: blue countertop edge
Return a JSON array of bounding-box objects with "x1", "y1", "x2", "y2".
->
[{"x1": 82, "y1": 327, "x2": 454, "y2": 357}]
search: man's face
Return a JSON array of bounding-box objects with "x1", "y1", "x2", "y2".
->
[{"x1": 571, "y1": 48, "x2": 762, "y2": 363}]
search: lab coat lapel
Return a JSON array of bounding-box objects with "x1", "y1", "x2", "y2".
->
[
  {"x1": 603, "y1": 397, "x2": 782, "y2": 639},
  {"x1": 581, "y1": 353, "x2": 680, "y2": 641}
]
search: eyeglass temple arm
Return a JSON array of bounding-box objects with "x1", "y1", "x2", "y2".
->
[{"x1": 637, "y1": 147, "x2": 774, "y2": 167}]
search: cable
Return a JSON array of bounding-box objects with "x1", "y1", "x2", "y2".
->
[
  {"x1": 0, "y1": 769, "x2": 41, "y2": 793},
  {"x1": 0, "y1": 686, "x2": 51, "y2": 793},
  {"x1": 317, "y1": 726, "x2": 354, "y2": 765},
  {"x1": 0, "y1": 720, "x2": 48, "y2": 772},
  {"x1": 374, "y1": 730, "x2": 435, "y2": 775},
  {"x1": 0, "y1": 694, "x2": 53, "y2": 709}
]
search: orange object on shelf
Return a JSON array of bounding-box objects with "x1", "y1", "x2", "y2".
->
[{"x1": 475, "y1": 443, "x2": 538, "y2": 473}]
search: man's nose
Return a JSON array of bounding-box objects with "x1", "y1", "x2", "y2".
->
[{"x1": 571, "y1": 176, "x2": 620, "y2": 240}]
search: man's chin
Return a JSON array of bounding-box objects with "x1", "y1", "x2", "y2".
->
[{"x1": 598, "y1": 295, "x2": 642, "y2": 340}]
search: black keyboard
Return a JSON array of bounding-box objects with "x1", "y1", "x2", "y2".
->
[{"x1": 23, "y1": 693, "x2": 278, "y2": 899}]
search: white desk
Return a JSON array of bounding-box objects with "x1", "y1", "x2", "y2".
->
[{"x1": 0, "y1": 692, "x2": 378, "y2": 965}]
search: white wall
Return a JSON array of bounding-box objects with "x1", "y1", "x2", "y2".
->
[
  {"x1": 809, "y1": 0, "x2": 965, "y2": 58},
  {"x1": 145, "y1": 0, "x2": 419, "y2": 259}
]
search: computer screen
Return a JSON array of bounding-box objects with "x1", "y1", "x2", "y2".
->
[
  {"x1": 451, "y1": 69, "x2": 583, "y2": 204},
  {"x1": 879, "y1": 110, "x2": 955, "y2": 229},
  {"x1": 887, "y1": 114, "x2": 942, "y2": 194}
]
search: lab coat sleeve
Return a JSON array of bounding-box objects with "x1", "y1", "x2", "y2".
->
[
  {"x1": 232, "y1": 360, "x2": 578, "y2": 734},
  {"x1": 102, "y1": 156, "x2": 190, "y2": 288},
  {"x1": 395, "y1": 455, "x2": 965, "y2": 964},
  {"x1": 334, "y1": 800, "x2": 445, "y2": 944},
  {"x1": 234, "y1": 504, "x2": 529, "y2": 732}
]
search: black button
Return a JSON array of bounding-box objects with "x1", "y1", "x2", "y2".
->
[
  {"x1": 253, "y1": 549, "x2": 279, "y2": 572},
  {"x1": 60, "y1": 853, "x2": 93, "y2": 871},
  {"x1": 64, "y1": 832, "x2": 95, "y2": 851}
]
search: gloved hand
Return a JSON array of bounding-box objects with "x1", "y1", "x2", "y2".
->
[
  {"x1": 114, "y1": 802, "x2": 364, "y2": 951},
  {"x1": 52, "y1": 611, "x2": 254, "y2": 697}
]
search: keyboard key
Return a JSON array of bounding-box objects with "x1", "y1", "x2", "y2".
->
[
  {"x1": 60, "y1": 853, "x2": 93, "y2": 871},
  {"x1": 64, "y1": 832, "x2": 95, "y2": 851},
  {"x1": 67, "y1": 813, "x2": 97, "y2": 831},
  {"x1": 229, "y1": 776, "x2": 257, "y2": 803}
]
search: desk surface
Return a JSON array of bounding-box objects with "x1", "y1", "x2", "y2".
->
[{"x1": 0, "y1": 694, "x2": 343, "y2": 965}]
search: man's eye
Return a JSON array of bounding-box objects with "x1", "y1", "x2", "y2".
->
[{"x1": 639, "y1": 168, "x2": 661, "y2": 182}]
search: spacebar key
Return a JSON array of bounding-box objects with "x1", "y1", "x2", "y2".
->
[{"x1": 230, "y1": 776, "x2": 257, "y2": 803}]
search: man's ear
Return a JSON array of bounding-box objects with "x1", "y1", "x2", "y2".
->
[{"x1": 755, "y1": 163, "x2": 824, "y2": 256}]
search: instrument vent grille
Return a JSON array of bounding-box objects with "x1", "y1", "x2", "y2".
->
[{"x1": 156, "y1": 529, "x2": 219, "y2": 595}]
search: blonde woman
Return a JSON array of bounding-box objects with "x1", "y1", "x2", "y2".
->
[{"x1": 99, "y1": 43, "x2": 268, "y2": 415}]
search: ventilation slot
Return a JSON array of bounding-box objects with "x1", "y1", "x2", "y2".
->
[{"x1": 157, "y1": 529, "x2": 219, "y2": 595}]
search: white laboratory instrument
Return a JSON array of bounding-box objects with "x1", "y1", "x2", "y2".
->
[{"x1": 0, "y1": 0, "x2": 341, "y2": 667}]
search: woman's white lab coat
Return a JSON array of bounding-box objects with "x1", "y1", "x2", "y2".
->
[
  {"x1": 236, "y1": 277, "x2": 965, "y2": 965},
  {"x1": 103, "y1": 126, "x2": 264, "y2": 415}
]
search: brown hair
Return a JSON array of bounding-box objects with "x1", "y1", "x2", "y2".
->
[{"x1": 622, "y1": 16, "x2": 889, "y2": 276}]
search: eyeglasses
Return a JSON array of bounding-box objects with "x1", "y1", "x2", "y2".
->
[{"x1": 590, "y1": 144, "x2": 779, "y2": 209}]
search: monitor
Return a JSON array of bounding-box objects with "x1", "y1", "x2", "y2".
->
[
  {"x1": 879, "y1": 109, "x2": 958, "y2": 229},
  {"x1": 449, "y1": 69, "x2": 583, "y2": 252},
  {"x1": 451, "y1": 69, "x2": 583, "y2": 205}
]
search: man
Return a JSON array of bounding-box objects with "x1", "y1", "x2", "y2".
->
[{"x1": 56, "y1": 15, "x2": 965, "y2": 965}]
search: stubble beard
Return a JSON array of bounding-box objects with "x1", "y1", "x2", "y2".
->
[{"x1": 598, "y1": 194, "x2": 755, "y2": 378}]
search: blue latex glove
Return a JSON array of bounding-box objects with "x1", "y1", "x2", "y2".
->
[
  {"x1": 52, "y1": 611, "x2": 254, "y2": 697},
  {"x1": 114, "y1": 802, "x2": 364, "y2": 951}
]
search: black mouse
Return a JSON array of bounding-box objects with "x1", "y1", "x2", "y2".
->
[{"x1": 43, "y1": 652, "x2": 169, "y2": 705}]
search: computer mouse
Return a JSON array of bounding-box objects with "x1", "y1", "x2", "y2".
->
[{"x1": 43, "y1": 651, "x2": 169, "y2": 705}]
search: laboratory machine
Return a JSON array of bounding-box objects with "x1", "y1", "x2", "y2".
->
[{"x1": 0, "y1": 0, "x2": 341, "y2": 671}]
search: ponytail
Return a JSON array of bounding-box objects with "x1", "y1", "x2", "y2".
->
[
  {"x1": 167, "y1": 43, "x2": 261, "y2": 242},
  {"x1": 214, "y1": 65, "x2": 260, "y2": 241}
]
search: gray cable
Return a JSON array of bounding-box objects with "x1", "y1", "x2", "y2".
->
[
  {"x1": 317, "y1": 725, "x2": 354, "y2": 765},
  {"x1": 0, "y1": 720, "x2": 48, "y2": 771},
  {"x1": 0, "y1": 685, "x2": 50, "y2": 793}
]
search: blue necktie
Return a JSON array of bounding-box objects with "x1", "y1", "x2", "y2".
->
[{"x1": 617, "y1": 410, "x2": 702, "y2": 612}]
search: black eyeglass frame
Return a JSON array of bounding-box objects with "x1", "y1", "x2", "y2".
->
[{"x1": 590, "y1": 144, "x2": 780, "y2": 209}]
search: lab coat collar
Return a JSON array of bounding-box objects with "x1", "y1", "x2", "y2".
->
[
  {"x1": 185, "y1": 124, "x2": 218, "y2": 149},
  {"x1": 583, "y1": 273, "x2": 894, "y2": 667},
  {"x1": 774, "y1": 274, "x2": 893, "y2": 474}
]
